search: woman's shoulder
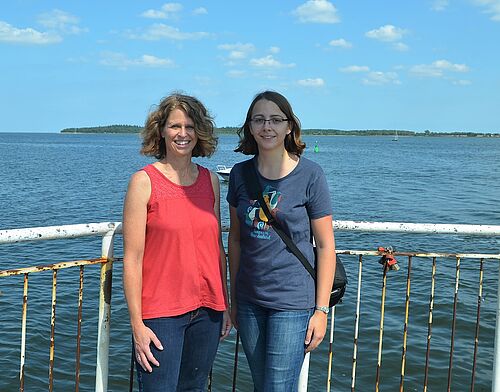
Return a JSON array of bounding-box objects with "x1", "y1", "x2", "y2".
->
[
  {"x1": 232, "y1": 158, "x2": 254, "y2": 174},
  {"x1": 127, "y1": 169, "x2": 151, "y2": 194}
]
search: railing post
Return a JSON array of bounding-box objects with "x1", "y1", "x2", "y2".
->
[
  {"x1": 299, "y1": 352, "x2": 310, "y2": 391},
  {"x1": 492, "y1": 259, "x2": 500, "y2": 392},
  {"x1": 95, "y1": 231, "x2": 115, "y2": 392}
]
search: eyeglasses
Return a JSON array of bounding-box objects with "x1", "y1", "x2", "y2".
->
[{"x1": 250, "y1": 117, "x2": 289, "y2": 128}]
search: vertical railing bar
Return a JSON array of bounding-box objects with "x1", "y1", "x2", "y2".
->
[
  {"x1": 423, "y1": 257, "x2": 437, "y2": 391},
  {"x1": 493, "y1": 253, "x2": 500, "y2": 392},
  {"x1": 232, "y1": 332, "x2": 240, "y2": 392},
  {"x1": 48, "y1": 269, "x2": 58, "y2": 392},
  {"x1": 447, "y1": 256, "x2": 461, "y2": 391},
  {"x1": 327, "y1": 305, "x2": 336, "y2": 392},
  {"x1": 298, "y1": 352, "x2": 310, "y2": 391},
  {"x1": 129, "y1": 336, "x2": 134, "y2": 392},
  {"x1": 19, "y1": 273, "x2": 29, "y2": 392},
  {"x1": 399, "y1": 256, "x2": 412, "y2": 391},
  {"x1": 95, "y1": 231, "x2": 115, "y2": 392},
  {"x1": 208, "y1": 368, "x2": 213, "y2": 392},
  {"x1": 75, "y1": 265, "x2": 84, "y2": 392},
  {"x1": 471, "y1": 258, "x2": 484, "y2": 392},
  {"x1": 375, "y1": 262, "x2": 389, "y2": 392},
  {"x1": 351, "y1": 254, "x2": 363, "y2": 392}
]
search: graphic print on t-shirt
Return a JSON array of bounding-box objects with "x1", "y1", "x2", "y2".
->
[{"x1": 245, "y1": 185, "x2": 281, "y2": 240}]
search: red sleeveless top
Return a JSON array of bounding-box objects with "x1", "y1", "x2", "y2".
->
[{"x1": 141, "y1": 164, "x2": 227, "y2": 319}]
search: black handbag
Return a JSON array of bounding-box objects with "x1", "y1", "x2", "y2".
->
[{"x1": 242, "y1": 160, "x2": 347, "y2": 307}]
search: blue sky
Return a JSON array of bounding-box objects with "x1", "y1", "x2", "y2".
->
[{"x1": 1, "y1": 0, "x2": 499, "y2": 133}]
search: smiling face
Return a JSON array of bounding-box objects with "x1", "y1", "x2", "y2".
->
[
  {"x1": 249, "y1": 99, "x2": 291, "y2": 153},
  {"x1": 161, "y1": 108, "x2": 198, "y2": 158}
]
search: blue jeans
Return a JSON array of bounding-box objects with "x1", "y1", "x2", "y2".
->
[
  {"x1": 136, "y1": 307, "x2": 223, "y2": 392},
  {"x1": 237, "y1": 301, "x2": 314, "y2": 392}
]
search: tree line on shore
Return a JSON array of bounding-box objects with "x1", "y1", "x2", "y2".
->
[{"x1": 60, "y1": 125, "x2": 499, "y2": 138}]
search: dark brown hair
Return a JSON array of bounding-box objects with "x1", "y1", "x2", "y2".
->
[
  {"x1": 235, "y1": 90, "x2": 305, "y2": 155},
  {"x1": 141, "y1": 93, "x2": 217, "y2": 159}
]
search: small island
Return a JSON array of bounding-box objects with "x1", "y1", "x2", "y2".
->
[{"x1": 60, "y1": 125, "x2": 499, "y2": 138}]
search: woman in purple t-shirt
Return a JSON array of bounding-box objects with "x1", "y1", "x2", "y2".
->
[{"x1": 227, "y1": 90, "x2": 336, "y2": 391}]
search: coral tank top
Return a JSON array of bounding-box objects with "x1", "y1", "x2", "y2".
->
[{"x1": 140, "y1": 164, "x2": 227, "y2": 319}]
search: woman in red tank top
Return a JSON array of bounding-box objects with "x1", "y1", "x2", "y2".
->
[{"x1": 123, "y1": 93, "x2": 231, "y2": 391}]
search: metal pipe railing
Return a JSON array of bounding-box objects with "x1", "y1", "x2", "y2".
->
[{"x1": 1, "y1": 220, "x2": 499, "y2": 391}]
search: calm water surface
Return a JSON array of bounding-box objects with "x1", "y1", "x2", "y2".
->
[{"x1": 0, "y1": 133, "x2": 499, "y2": 391}]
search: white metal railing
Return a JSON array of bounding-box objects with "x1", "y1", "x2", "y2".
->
[
  {"x1": 1, "y1": 220, "x2": 499, "y2": 391},
  {"x1": 0, "y1": 222, "x2": 122, "y2": 392}
]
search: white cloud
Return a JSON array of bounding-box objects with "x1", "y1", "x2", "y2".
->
[
  {"x1": 141, "y1": 3, "x2": 182, "y2": 19},
  {"x1": 393, "y1": 42, "x2": 409, "y2": 51},
  {"x1": 218, "y1": 42, "x2": 255, "y2": 61},
  {"x1": 297, "y1": 78, "x2": 325, "y2": 87},
  {"x1": 472, "y1": 0, "x2": 500, "y2": 21},
  {"x1": 292, "y1": 0, "x2": 340, "y2": 24},
  {"x1": 227, "y1": 70, "x2": 246, "y2": 78},
  {"x1": 269, "y1": 46, "x2": 280, "y2": 53},
  {"x1": 141, "y1": 10, "x2": 168, "y2": 19},
  {"x1": 128, "y1": 24, "x2": 209, "y2": 40},
  {"x1": 410, "y1": 59, "x2": 470, "y2": 77},
  {"x1": 329, "y1": 38, "x2": 352, "y2": 48},
  {"x1": 431, "y1": 0, "x2": 449, "y2": 11},
  {"x1": 339, "y1": 65, "x2": 370, "y2": 73},
  {"x1": 162, "y1": 3, "x2": 183, "y2": 13},
  {"x1": 362, "y1": 71, "x2": 400, "y2": 85},
  {"x1": 37, "y1": 9, "x2": 87, "y2": 34},
  {"x1": 219, "y1": 43, "x2": 255, "y2": 52},
  {"x1": 100, "y1": 52, "x2": 175, "y2": 69},
  {"x1": 453, "y1": 79, "x2": 472, "y2": 85},
  {"x1": 250, "y1": 55, "x2": 296, "y2": 68},
  {"x1": 227, "y1": 51, "x2": 247, "y2": 60},
  {"x1": 0, "y1": 21, "x2": 61, "y2": 44},
  {"x1": 193, "y1": 7, "x2": 208, "y2": 15},
  {"x1": 365, "y1": 24, "x2": 407, "y2": 42}
]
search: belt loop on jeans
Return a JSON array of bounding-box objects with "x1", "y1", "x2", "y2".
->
[{"x1": 190, "y1": 308, "x2": 200, "y2": 321}]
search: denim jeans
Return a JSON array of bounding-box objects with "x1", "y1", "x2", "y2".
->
[
  {"x1": 136, "y1": 307, "x2": 223, "y2": 392},
  {"x1": 237, "y1": 301, "x2": 314, "y2": 392}
]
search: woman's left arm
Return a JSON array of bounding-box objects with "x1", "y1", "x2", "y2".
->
[
  {"x1": 210, "y1": 171, "x2": 232, "y2": 339},
  {"x1": 305, "y1": 215, "x2": 336, "y2": 352}
]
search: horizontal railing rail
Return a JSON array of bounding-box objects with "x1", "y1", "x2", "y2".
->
[{"x1": 1, "y1": 221, "x2": 499, "y2": 391}]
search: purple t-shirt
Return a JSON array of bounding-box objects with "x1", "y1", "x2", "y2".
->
[{"x1": 227, "y1": 157, "x2": 332, "y2": 310}]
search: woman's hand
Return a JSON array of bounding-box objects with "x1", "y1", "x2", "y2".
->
[
  {"x1": 133, "y1": 323, "x2": 163, "y2": 372},
  {"x1": 304, "y1": 311, "x2": 328, "y2": 353},
  {"x1": 230, "y1": 302, "x2": 238, "y2": 329},
  {"x1": 220, "y1": 310, "x2": 233, "y2": 340}
]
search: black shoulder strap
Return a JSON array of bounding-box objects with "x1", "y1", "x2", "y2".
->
[{"x1": 242, "y1": 160, "x2": 317, "y2": 281}]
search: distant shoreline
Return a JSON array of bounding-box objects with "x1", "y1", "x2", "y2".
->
[{"x1": 60, "y1": 125, "x2": 500, "y2": 138}]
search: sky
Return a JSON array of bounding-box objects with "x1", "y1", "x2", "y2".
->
[{"x1": 1, "y1": 0, "x2": 499, "y2": 133}]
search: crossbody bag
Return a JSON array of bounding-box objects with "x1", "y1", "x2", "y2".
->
[{"x1": 242, "y1": 160, "x2": 347, "y2": 307}]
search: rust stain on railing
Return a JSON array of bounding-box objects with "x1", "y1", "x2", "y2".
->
[
  {"x1": 48, "y1": 269, "x2": 57, "y2": 392},
  {"x1": 20, "y1": 273, "x2": 28, "y2": 391},
  {"x1": 447, "y1": 257, "x2": 461, "y2": 391},
  {"x1": 75, "y1": 265, "x2": 84, "y2": 392},
  {"x1": 471, "y1": 258, "x2": 484, "y2": 391},
  {"x1": 399, "y1": 256, "x2": 412, "y2": 391},
  {"x1": 2, "y1": 220, "x2": 500, "y2": 391},
  {"x1": 350, "y1": 254, "x2": 363, "y2": 392},
  {"x1": 375, "y1": 259, "x2": 389, "y2": 391},
  {"x1": 423, "y1": 257, "x2": 437, "y2": 391},
  {"x1": 0, "y1": 257, "x2": 112, "y2": 392}
]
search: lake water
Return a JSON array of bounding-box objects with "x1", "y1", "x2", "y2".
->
[{"x1": 0, "y1": 132, "x2": 499, "y2": 391}]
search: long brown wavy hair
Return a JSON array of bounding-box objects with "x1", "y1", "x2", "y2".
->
[{"x1": 140, "y1": 93, "x2": 217, "y2": 159}]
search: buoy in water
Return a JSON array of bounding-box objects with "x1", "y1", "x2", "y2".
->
[{"x1": 314, "y1": 141, "x2": 319, "y2": 153}]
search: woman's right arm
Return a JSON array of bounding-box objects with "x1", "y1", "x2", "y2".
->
[
  {"x1": 123, "y1": 171, "x2": 162, "y2": 372},
  {"x1": 227, "y1": 205, "x2": 241, "y2": 328}
]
